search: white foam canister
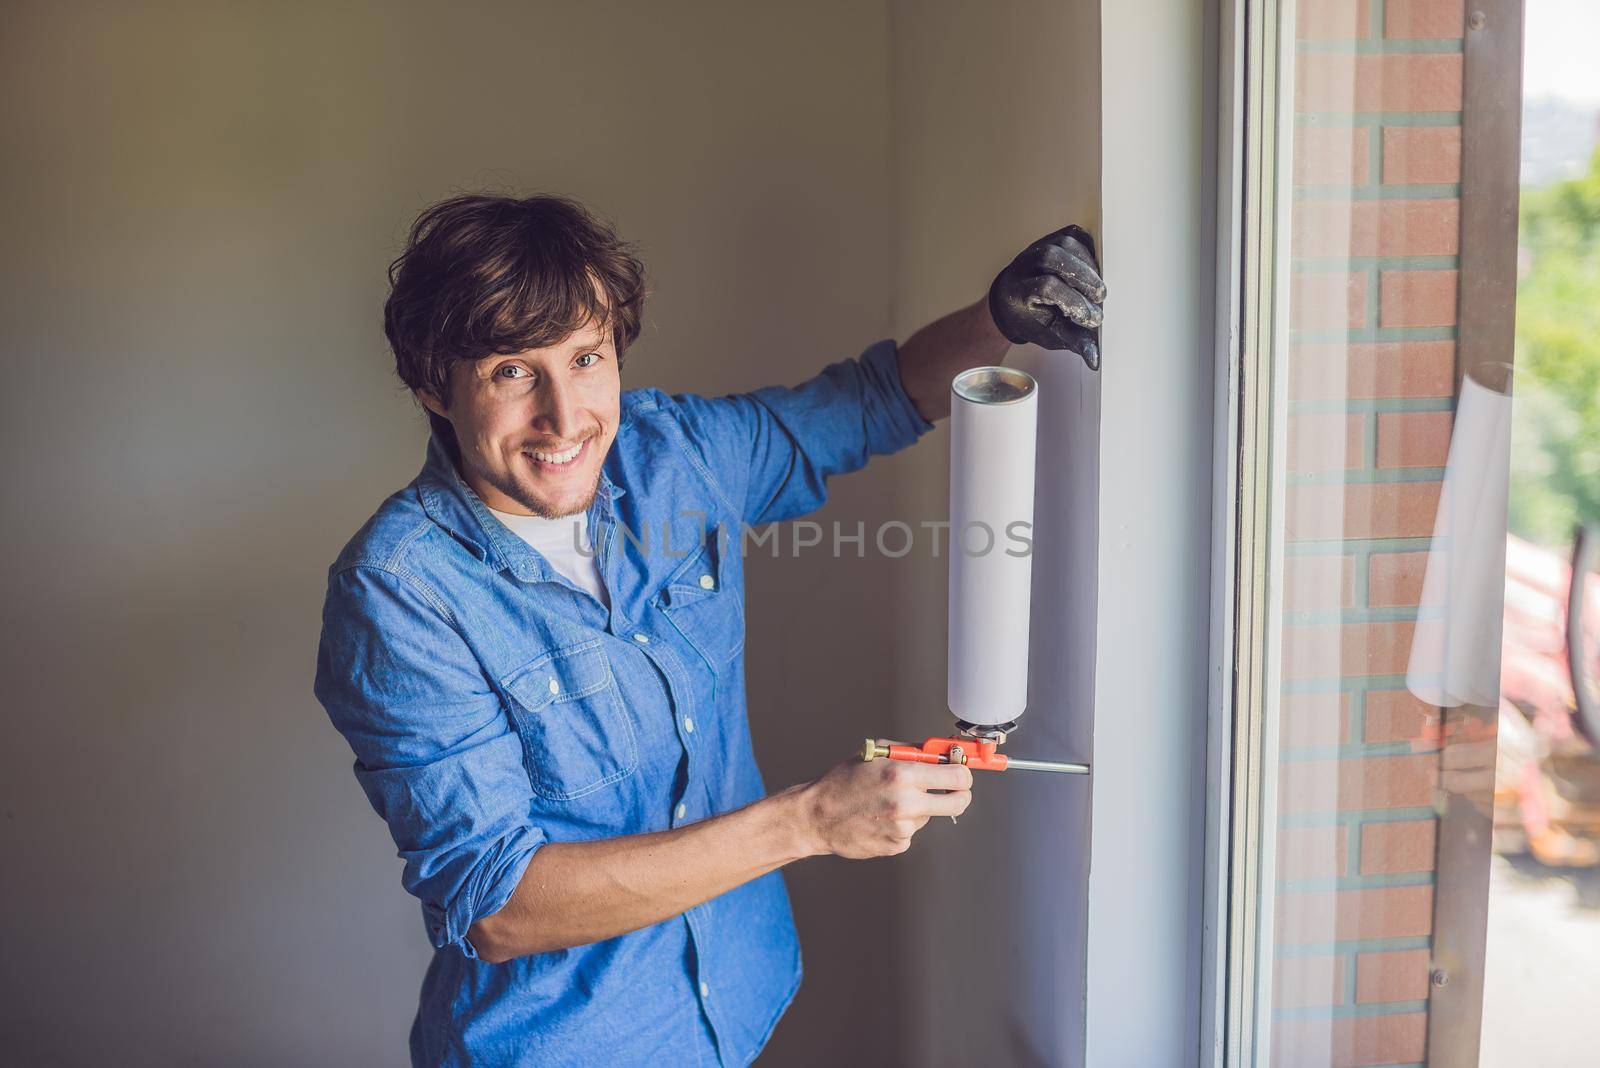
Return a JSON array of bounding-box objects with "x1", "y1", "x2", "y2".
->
[{"x1": 946, "y1": 366, "x2": 1038, "y2": 727}]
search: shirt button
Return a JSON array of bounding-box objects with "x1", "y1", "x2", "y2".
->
[
  {"x1": 633, "y1": 633, "x2": 650, "y2": 644},
  {"x1": 699, "y1": 574, "x2": 715, "y2": 590},
  {"x1": 699, "y1": 981, "x2": 710, "y2": 998},
  {"x1": 683, "y1": 716, "x2": 695, "y2": 734},
  {"x1": 548, "y1": 677, "x2": 560, "y2": 696},
  {"x1": 675, "y1": 803, "x2": 687, "y2": 820}
]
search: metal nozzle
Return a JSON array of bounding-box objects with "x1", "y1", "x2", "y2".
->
[
  {"x1": 1005, "y1": 757, "x2": 1091, "y2": 775},
  {"x1": 861, "y1": 738, "x2": 890, "y2": 762}
]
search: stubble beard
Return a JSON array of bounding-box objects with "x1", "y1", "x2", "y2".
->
[
  {"x1": 513, "y1": 465, "x2": 601, "y2": 519},
  {"x1": 467, "y1": 451, "x2": 602, "y2": 519}
]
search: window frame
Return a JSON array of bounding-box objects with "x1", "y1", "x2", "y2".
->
[{"x1": 1203, "y1": 0, "x2": 1297, "y2": 1063}]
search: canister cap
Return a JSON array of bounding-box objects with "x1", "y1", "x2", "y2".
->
[{"x1": 952, "y1": 366, "x2": 1037, "y2": 405}]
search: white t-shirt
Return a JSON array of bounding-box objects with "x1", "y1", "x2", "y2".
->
[{"x1": 487, "y1": 506, "x2": 608, "y2": 607}]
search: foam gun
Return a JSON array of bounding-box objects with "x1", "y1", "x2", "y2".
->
[{"x1": 862, "y1": 366, "x2": 1090, "y2": 778}]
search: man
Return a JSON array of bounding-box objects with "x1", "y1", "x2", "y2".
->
[{"x1": 315, "y1": 193, "x2": 1104, "y2": 1066}]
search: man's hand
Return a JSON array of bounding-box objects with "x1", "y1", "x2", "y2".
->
[
  {"x1": 798, "y1": 754, "x2": 973, "y2": 859},
  {"x1": 987, "y1": 224, "x2": 1106, "y2": 370}
]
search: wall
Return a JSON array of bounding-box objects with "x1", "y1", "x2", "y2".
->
[
  {"x1": 0, "y1": 4, "x2": 1228, "y2": 1064},
  {"x1": 1086, "y1": 1, "x2": 1216, "y2": 1064},
  {"x1": 0, "y1": 2, "x2": 908, "y2": 1062},
  {"x1": 885, "y1": 2, "x2": 1101, "y2": 1064}
]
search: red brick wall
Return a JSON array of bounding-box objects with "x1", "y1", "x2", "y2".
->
[{"x1": 1271, "y1": 1, "x2": 1466, "y2": 1065}]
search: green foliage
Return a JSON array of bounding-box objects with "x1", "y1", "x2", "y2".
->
[{"x1": 1508, "y1": 146, "x2": 1600, "y2": 548}]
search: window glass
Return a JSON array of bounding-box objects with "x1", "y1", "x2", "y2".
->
[{"x1": 1264, "y1": 3, "x2": 1475, "y2": 1063}]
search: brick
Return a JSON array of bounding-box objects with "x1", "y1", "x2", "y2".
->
[
  {"x1": 1276, "y1": 885, "x2": 1434, "y2": 942},
  {"x1": 1273, "y1": 954, "x2": 1347, "y2": 1010},
  {"x1": 1385, "y1": 0, "x2": 1465, "y2": 38},
  {"x1": 1383, "y1": 126, "x2": 1462, "y2": 184},
  {"x1": 1290, "y1": 340, "x2": 1457, "y2": 401},
  {"x1": 1355, "y1": 753, "x2": 1439, "y2": 809},
  {"x1": 1355, "y1": 948, "x2": 1432, "y2": 1002},
  {"x1": 1376, "y1": 410, "x2": 1453, "y2": 467},
  {"x1": 1291, "y1": 271, "x2": 1367, "y2": 330},
  {"x1": 1296, "y1": 53, "x2": 1463, "y2": 113},
  {"x1": 1380, "y1": 269, "x2": 1458, "y2": 327},
  {"x1": 1298, "y1": 0, "x2": 1372, "y2": 39},
  {"x1": 1287, "y1": 481, "x2": 1442, "y2": 540},
  {"x1": 1282, "y1": 691, "x2": 1352, "y2": 746},
  {"x1": 1282, "y1": 620, "x2": 1418, "y2": 679},
  {"x1": 1360, "y1": 819, "x2": 1438, "y2": 873},
  {"x1": 1370, "y1": 199, "x2": 1459, "y2": 255},
  {"x1": 1365, "y1": 689, "x2": 1444, "y2": 748},
  {"x1": 1284, "y1": 553, "x2": 1357, "y2": 610},
  {"x1": 1367, "y1": 552, "x2": 1430, "y2": 607},
  {"x1": 1273, "y1": 1013, "x2": 1428, "y2": 1066},
  {"x1": 1280, "y1": 752, "x2": 1437, "y2": 810},
  {"x1": 1289, "y1": 412, "x2": 1366, "y2": 471},
  {"x1": 1279, "y1": 825, "x2": 1349, "y2": 879},
  {"x1": 1293, "y1": 201, "x2": 1360, "y2": 259},
  {"x1": 1292, "y1": 198, "x2": 1460, "y2": 258},
  {"x1": 1278, "y1": 887, "x2": 1434, "y2": 947},
  {"x1": 1295, "y1": 126, "x2": 1370, "y2": 185}
]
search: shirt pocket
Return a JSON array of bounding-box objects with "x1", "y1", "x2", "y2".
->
[
  {"x1": 657, "y1": 533, "x2": 744, "y2": 674},
  {"x1": 500, "y1": 639, "x2": 639, "y2": 801}
]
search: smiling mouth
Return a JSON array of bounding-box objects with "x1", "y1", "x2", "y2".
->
[{"x1": 524, "y1": 436, "x2": 591, "y2": 469}]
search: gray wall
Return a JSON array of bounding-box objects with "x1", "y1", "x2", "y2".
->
[
  {"x1": 1, "y1": 2, "x2": 1132, "y2": 1064},
  {"x1": 1086, "y1": 2, "x2": 1215, "y2": 1063},
  {"x1": 0, "y1": 2, "x2": 916, "y2": 1063}
]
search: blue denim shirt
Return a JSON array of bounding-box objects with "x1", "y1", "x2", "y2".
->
[{"x1": 314, "y1": 340, "x2": 932, "y2": 1066}]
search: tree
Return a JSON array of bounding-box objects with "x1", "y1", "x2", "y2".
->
[{"x1": 1509, "y1": 145, "x2": 1600, "y2": 547}]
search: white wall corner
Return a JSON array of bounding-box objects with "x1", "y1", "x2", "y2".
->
[{"x1": 1085, "y1": 0, "x2": 1219, "y2": 1065}]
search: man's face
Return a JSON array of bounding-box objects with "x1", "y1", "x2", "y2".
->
[{"x1": 422, "y1": 319, "x2": 621, "y2": 518}]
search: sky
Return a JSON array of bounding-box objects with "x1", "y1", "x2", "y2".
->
[{"x1": 1524, "y1": 0, "x2": 1600, "y2": 104}]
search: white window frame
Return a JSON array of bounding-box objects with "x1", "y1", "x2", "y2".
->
[{"x1": 1200, "y1": 0, "x2": 1296, "y2": 1063}]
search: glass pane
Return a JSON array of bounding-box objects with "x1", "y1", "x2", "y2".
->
[
  {"x1": 1246, "y1": 2, "x2": 1600, "y2": 1064},
  {"x1": 1260, "y1": 2, "x2": 1488, "y2": 1063}
]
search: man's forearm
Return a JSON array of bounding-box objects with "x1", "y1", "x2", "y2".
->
[
  {"x1": 468, "y1": 785, "x2": 817, "y2": 964},
  {"x1": 466, "y1": 755, "x2": 974, "y2": 964},
  {"x1": 895, "y1": 298, "x2": 1010, "y2": 424}
]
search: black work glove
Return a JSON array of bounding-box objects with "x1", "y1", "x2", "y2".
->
[{"x1": 987, "y1": 224, "x2": 1106, "y2": 371}]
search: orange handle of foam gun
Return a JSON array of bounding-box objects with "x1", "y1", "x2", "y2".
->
[
  {"x1": 860, "y1": 735, "x2": 1007, "y2": 771},
  {"x1": 860, "y1": 736, "x2": 1089, "y2": 775}
]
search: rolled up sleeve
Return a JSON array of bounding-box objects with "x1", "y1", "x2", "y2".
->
[
  {"x1": 314, "y1": 564, "x2": 542, "y2": 958},
  {"x1": 668, "y1": 338, "x2": 935, "y2": 526}
]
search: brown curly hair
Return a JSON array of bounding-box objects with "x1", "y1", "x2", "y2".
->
[{"x1": 383, "y1": 193, "x2": 647, "y2": 442}]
